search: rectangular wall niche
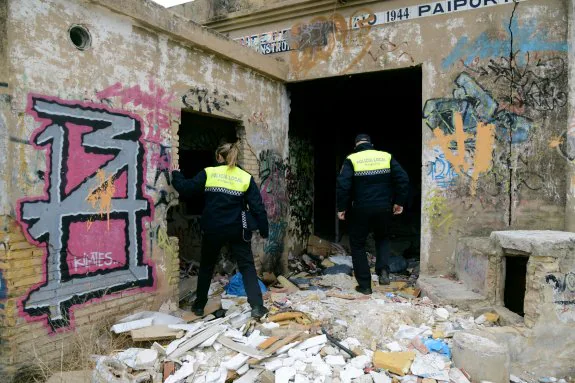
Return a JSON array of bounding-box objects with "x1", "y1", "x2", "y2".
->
[{"x1": 504, "y1": 255, "x2": 529, "y2": 317}]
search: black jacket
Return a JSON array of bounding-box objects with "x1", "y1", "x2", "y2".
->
[
  {"x1": 171, "y1": 167, "x2": 269, "y2": 237},
  {"x1": 336, "y1": 143, "x2": 409, "y2": 211}
]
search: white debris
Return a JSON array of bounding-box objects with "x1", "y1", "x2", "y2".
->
[
  {"x1": 288, "y1": 348, "x2": 307, "y2": 360},
  {"x1": 237, "y1": 364, "x2": 250, "y2": 375},
  {"x1": 370, "y1": 372, "x2": 392, "y2": 383},
  {"x1": 311, "y1": 360, "x2": 332, "y2": 376},
  {"x1": 339, "y1": 366, "x2": 364, "y2": 383},
  {"x1": 277, "y1": 341, "x2": 301, "y2": 355},
  {"x1": 222, "y1": 353, "x2": 250, "y2": 371},
  {"x1": 350, "y1": 355, "x2": 370, "y2": 369},
  {"x1": 335, "y1": 319, "x2": 348, "y2": 327},
  {"x1": 116, "y1": 348, "x2": 158, "y2": 370},
  {"x1": 295, "y1": 374, "x2": 311, "y2": 383},
  {"x1": 264, "y1": 358, "x2": 284, "y2": 372},
  {"x1": 294, "y1": 360, "x2": 307, "y2": 372},
  {"x1": 322, "y1": 346, "x2": 339, "y2": 356},
  {"x1": 410, "y1": 353, "x2": 450, "y2": 381},
  {"x1": 296, "y1": 335, "x2": 327, "y2": 350},
  {"x1": 221, "y1": 299, "x2": 237, "y2": 310},
  {"x1": 434, "y1": 308, "x2": 450, "y2": 321},
  {"x1": 199, "y1": 332, "x2": 220, "y2": 348},
  {"x1": 275, "y1": 367, "x2": 296, "y2": 383},
  {"x1": 394, "y1": 325, "x2": 430, "y2": 340},
  {"x1": 235, "y1": 369, "x2": 262, "y2": 383},
  {"x1": 475, "y1": 315, "x2": 487, "y2": 325},
  {"x1": 283, "y1": 357, "x2": 296, "y2": 367},
  {"x1": 262, "y1": 322, "x2": 281, "y2": 329},
  {"x1": 110, "y1": 318, "x2": 154, "y2": 334},
  {"x1": 325, "y1": 355, "x2": 346, "y2": 366},
  {"x1": 165, "y1": 356, "x2": 195, "y2": 383},
  {"x1": 329, "y1": 255, "x2": 353, "y2": 267},
  {"x1": 385, "y1": 342, "x2": 403, "y2": 352},
  {"x1": 450, "y1": 368, "x2": 471, "y2": 383}
]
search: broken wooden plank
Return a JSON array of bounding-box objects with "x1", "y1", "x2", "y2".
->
[
  {"x1": 257, "y1": 337, "x2": 279, "y2": 350},
  {"x1": 267, "y1": 312, "x2": 304, "y2": 322},
  {"x1": 217, "y1": 335, "x2": 269, "y2": 359},
  {"x1": 181, "y1": 298, "x2": 222, "y2": 322},
  {"x1": 169, "y1": 325, "x2": 225, "y2": 359},
  {"x1": 247, "y1": 332, "x2": 303, "y2": 365},
  {"x1": 277, "y1": 276, "x2": 299, "y2": 294},
  {"x1": 130, "y1": 326, "x2": 184, "y2": 342}
]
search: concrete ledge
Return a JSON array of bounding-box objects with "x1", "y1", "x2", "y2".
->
[
  {"x1": 90, "y1": 0, "x2": 288, "y2": 82},
  {"x1": 490, "y1": 230, "x2": 575, "y2": 257},
  {"x1": 417, "y1": 276, "x2": 488, "y2": 310}
]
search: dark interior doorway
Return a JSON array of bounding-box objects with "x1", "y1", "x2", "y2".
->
[
  {"x1": 287, "y1": 66, "x2": 422, "y2": 261},
  {"x1": 504, "y1": 255, "x2": 528, "y2": 316},
  {"x1": 167, "y1": 111, "x2": 239, "y2": 265}
]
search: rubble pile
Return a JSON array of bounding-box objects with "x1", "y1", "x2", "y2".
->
[{"x1": 87, "y1": 258, "x2": 536, "y2": 383}]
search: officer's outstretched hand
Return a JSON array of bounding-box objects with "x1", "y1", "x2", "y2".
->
[
  {"x1": 393, "y1": 204, "x2": 404, "y2": 215},
  {"x1": 337, "y1": 211, "x2": 346, "y2": 221}
]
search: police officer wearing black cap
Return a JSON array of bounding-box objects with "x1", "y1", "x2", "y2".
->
[{"x1": 336, "y1": 134, "x2": 409, "y2": 294}]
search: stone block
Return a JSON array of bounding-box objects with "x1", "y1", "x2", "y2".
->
[{"x1": 452, "y1": 331, "x2": 510, "y2": 383}]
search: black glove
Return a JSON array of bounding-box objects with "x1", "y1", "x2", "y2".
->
[{"x1": 259, "y1": 229, "x2": 269, "y2": 239}]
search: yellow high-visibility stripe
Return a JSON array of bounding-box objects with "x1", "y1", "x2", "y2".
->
[
  {"x1": 347, "y1": 150, "x2": 391, "y2": 172},
  {"x1": 205, "y1": 166, "x2": 251, "y2": 192}
]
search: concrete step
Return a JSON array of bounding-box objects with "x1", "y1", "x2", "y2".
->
[{"x1": 417, "y1": 275, "x2": 488, "y2": 310}]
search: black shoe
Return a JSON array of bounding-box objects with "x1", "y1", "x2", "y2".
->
[
  {"x1": 251, "y1": 305, "x2": 269, "y2": 319},
  {"x1": 379, "y1": 270, "x2": 390, "y2": 286},
  {"x1": 191, "y1": 301, "x2": 205, "y2": 317},
  {"x1": 355, "y1": 286, "x2": 372, "y2": 295}
]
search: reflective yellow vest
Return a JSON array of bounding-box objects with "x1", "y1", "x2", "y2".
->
[
  {"x1": 347, "y1": 150, "x2": 392, "y2": 176},
  {"x1": 204, "y1": 165, "x2": 252, "y2": 195}
]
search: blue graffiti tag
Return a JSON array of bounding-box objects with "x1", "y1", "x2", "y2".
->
[{"x1": 442, "y1": 18, "x2": 567, "y2": 70}]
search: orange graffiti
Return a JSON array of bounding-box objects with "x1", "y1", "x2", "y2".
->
[
  {"x1": 429, "y1": 112, "x2": 495, "y2": 196},
  {"x1": 549, "y1": 136, "x2": 564, "y2": 149},
  {"x1": 289, "y1": 9, "x2": 375, "y2": 78},
  {"x1": 86, "y1": 170, "x2": 116, "y2": 230}
]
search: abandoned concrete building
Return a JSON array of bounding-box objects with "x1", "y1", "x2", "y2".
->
[{"x1": 0, "y1": 0, "x2": 575, "y2": 380}]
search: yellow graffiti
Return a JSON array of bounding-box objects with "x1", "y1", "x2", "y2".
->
[
  {"x1": 86, "y1": 170, "x2": 116, "y2": 230},
  {"x1": 157, "y1": 227, "x2": 178, "y2": 285},
  {"x1": 549, "y1": 136, "x2": 564, "y2": 149},
  {"x1": 429, "y1": 112, "x2": 495, "y2": 196},
  {"x1": 423, "y1": 191, "x2": 454, "y2": 235}
]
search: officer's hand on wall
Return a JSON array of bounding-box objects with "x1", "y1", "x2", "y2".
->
[
  {"x1": 337, "y1": 211, "x2": 346, "y2": 221},
  {"x1": 393, "y1": 205, "x2": 403, "y2": 215}
]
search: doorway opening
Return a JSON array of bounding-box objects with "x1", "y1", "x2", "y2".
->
[
  {"x1": 504, "y1": 255, "x2": 528, "y2": 316},
  {"x1": 167, "y1": 111, "x2": 240, "y2": 300},
  {"x1": 287, "y1": 66, "x2": 423, "y2": 264}
]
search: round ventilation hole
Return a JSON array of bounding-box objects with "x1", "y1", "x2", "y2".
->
[{"x1": 68, "y1": 25, "x2": 91, "y2": 50}]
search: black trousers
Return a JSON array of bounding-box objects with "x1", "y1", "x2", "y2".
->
[
  {"x1": 195, "y1": 229, "x2": 263, "y2": 308},
  {"x1": 349, "y1": 207, "x2": 392, "y2": 289}
]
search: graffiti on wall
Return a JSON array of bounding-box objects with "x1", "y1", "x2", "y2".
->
[
  {"x1": 289, "y1": 9, "x2": 376, "y2": 78},
  {"x1": 546, "y1": 272, "x2": 575, "y2": 321},
  {"x1": 182, "y1": 87, "x2": 241, "y2": 119},
  {"x1": 428, "y1": 149, "x2": 458, "y2": 189},
  {"x1": 259, "y1": 150, "x2": 289, "y2": 274},
  {"x1": 286, "y1": 137, "x2": 314, "y2": 244},
  {"x1": 17, "y1": 95, "x2": 155, "y2": 330},
  {"x1": 442, "y1": 18, "x2": 568, "y2": 70}
]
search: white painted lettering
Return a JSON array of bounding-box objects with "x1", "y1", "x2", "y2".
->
[
  {"x1": 104, "y1": 252, "x2": 113, "y2": 266},
  {"x1": 470, "y1": 0, "x2": 482, "y2": 7},
  {"x1": 484, "y1": 0, "x2": 498, "y2": 3}
]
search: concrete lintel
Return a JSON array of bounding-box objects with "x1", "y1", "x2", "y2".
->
[
  {"x1": 89, "y1": 0, "x2": 288, "y2": 82},
  {"x1": 490, "y1": 230, "x2": 575, "y2": 258}
]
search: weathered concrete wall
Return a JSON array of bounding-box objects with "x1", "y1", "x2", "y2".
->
[
  {"x1": 567, "y1": 0, "x2": 575, "y2": 232},
  {"x1": 202, "y1": 0, "x2": 570, "y2": 275},
  {"x1": 0, "y1": 0, "x2": 288, "y2": 377}
]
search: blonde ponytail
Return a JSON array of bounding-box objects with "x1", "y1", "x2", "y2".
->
[{"x1": 216, "y1": 142, "x2": 239, "y2": 168}]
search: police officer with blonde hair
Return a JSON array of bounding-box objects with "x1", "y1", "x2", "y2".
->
[
  {"x1": 337, "y1": 134, "x2": 409, "y2": 293},
  {"x1": 172, "y1": 142, "x2": 269, "y2": 319}
]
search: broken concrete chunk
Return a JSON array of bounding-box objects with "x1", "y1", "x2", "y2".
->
[
  {"x1": 369, "y1": 372, "x2": 391, "y2": 383},
  {"x1": 385, "y1": 342, "x2": 403, "y2": 352},
  {"x1": 339, "y1": 366, "x2": 364, "y2": 383},
  {"x1": 372, "y1": 351, "x2": 415, "y2": 376},
  {"x1": 294, "y1": 360, "x2": 307, "y2": 372},
  {"x1": 311, "y1": 360, "x2": 333, "y2": 376},
  {"x1": 165, "y1": 356, "x2": 195, "y2": 383},
  {"x1": 394, "y1": 325, "x2": 429, "y2": 340},
  {"x1": 452, "y1": 331, "x2": 510, "y2": 383},
  {"x1": 275, "y1": 367, "x2": 297, "y2": 383},
  {"x1": 264, "y1": 358, "x2": 285, "y2": 372},
  {"x1": 325, "y1": 355, "x2": 346, "y2": 366},
  {"x1": 296, "y1": 335, "x2": 327, "y2": 350},
  {"x1": 410, "y1": 354, "x2": 449, "y2": 380},
  {"x1": 434, "y1": 308, "x2": 450, "y2": 321},
  {"x1": 350, "y1": 355, "x2": 371, "y2": 369},
  {"x1": 449, "y1": 368, "x2": 471, "y2": 383},
  {"x1": 288, "y1": 348, "x2": 307, "y2": 360},
  {"x1": 116, "y1": 348, "x2": 158, "y2": 370},
  {"x1": 295, "y1": 374, "x2": 311, "y2": 383}
]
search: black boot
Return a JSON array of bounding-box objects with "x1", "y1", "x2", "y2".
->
[
  {"x1": 378, "y1": 270, "x2": 390, "y2": 286},
  {"x1": 355, "y1": 286, "x2": 372, "y2": 295},
  {"x1": 191, "y1": 301, "x2": 205, "y2": 317},
  {"x1": 251, "y1": 305, "x2": 269, "y2": 319}
]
